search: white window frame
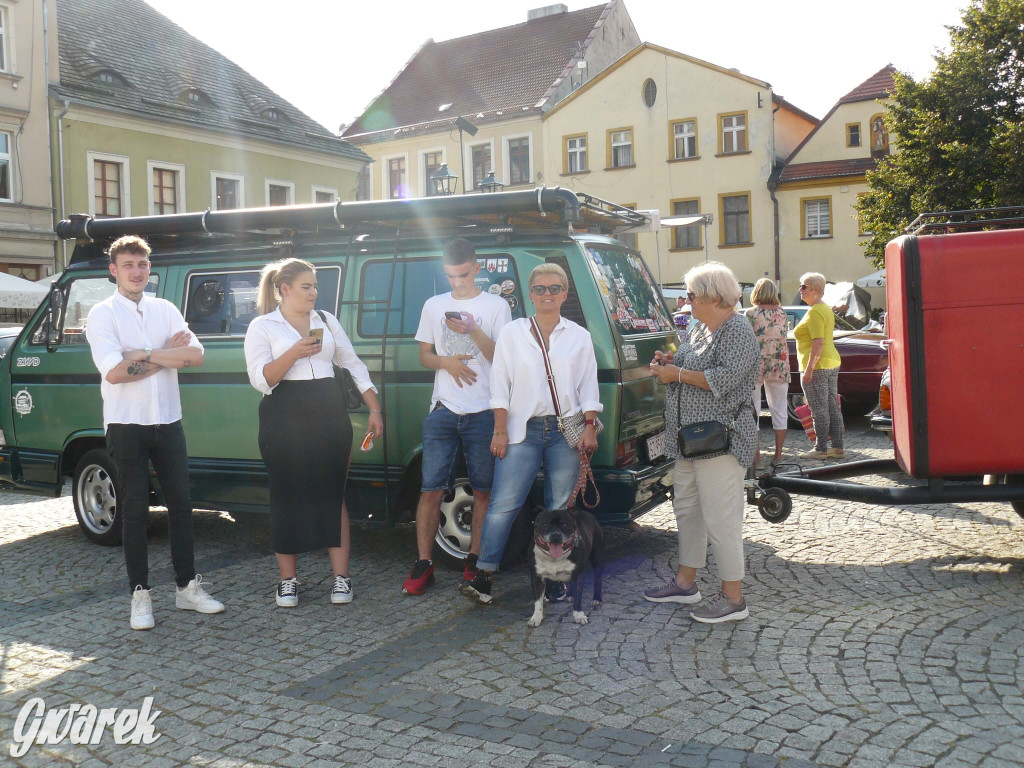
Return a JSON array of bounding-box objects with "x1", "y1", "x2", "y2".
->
[
  {"x1": 87, "y1": 151, "x2": 131, "y2": 218},
  {"x1": 265, "y1": 179, "x2": 294, "y2": 207},
  {"x1": 380, "y1": 152, "x2": 409, "y2": 199},
  {"x1": 673, "y1": 121, "x2": 697, "y2": 160},
  {"x1": 804, "y1": 198, "x2": 832, "y2": 238},
  {"x1": 502, "y1": 132, "x2": 533, "y2": 187},
  {"x1": 146, "y1": 160, "x2": 186, "y2": 215},
  {"x1": 0, "y1": 128, "x2": 13, "y2": 202},
  {"x1": 566, "y1": 135, "x2": 587, "y2": 173},
  {"x1": 312, "y1": 185, "x2": 339, "y2": 204},
  {"x1": 0, "y1": 5, "x2": 11, "y2": 74},
  {"x1": 610, "y1": 129, "x2": 633, "y2": 168},
  {"x1": 465, "y1": 140, "x2": 495, "y2": 192},
  {"x1": 210, "y1": 171, "x2": 245, "y2": 211},
  {"x1": 721, "y1": 113, "x2": 747, "y2": 154},
  {"x1": 418, "y1": 147, "x2": 446, "y2": 197}
]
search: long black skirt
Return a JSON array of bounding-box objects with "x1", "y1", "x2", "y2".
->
[{"x1": 258, "y1": 378, "x2": 353, "y2": 554}]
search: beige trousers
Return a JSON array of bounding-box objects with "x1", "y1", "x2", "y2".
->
[{"x1": 672, "y1": 453, "x2": 746, "y2": 581}]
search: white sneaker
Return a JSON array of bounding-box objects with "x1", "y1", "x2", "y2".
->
[
  {"x1": 130, "y1": 586, "x2": 154, "y2": 631},
  {"x1": 276, "y1": 577, "x2": 299, "y2": 608},
  {"x1": 175, "y1": 575, "x2": 225, "y2": 614},
  {"x1": 331, "y1": 575, "x2": 353, "y2": 604}
]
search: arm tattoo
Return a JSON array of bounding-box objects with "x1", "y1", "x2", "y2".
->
[
  {"x1": 126, "y1": 361, "x2": 151, "y2": 377},
  {"x1": 183, "y1": 359, "x2": 193, "y2": 368}
]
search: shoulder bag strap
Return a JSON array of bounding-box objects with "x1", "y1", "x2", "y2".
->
[{"x1": 529, "y1": 317, "x2": 562, "y2": 417}]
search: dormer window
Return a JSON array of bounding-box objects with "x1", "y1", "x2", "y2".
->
[
  {"x1": 263, "y1": 108, "x2": 282, "y2": 121},
  {"x1": 94, "y1": 70, "x2": 127, "y2": 87},
  {"x1": 182, "y1": 88, "x2": 211, "y2": 106}
]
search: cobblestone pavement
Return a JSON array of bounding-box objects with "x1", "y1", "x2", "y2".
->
[{"x1": 1, "y1": 418, "x2": 1023, "y2": 767}]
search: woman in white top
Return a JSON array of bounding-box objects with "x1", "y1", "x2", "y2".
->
[
  {"x1": 244, "y1": 258, "x2": 383, "y2": 608},
  {"x1": 461, "y1": 263, "x2": 602, "y2": 604}
]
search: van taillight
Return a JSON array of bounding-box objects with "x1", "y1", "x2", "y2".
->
[
  {"x1": 879, "y1": 383, "x2": 891, "y2": 412},
  {"x1": 616, "y1": 439, "x2": 637, "y2": 467}
]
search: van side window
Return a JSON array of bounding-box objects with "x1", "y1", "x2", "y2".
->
[
  {"x1": 585, "y1": 245, "x2": 674, "y2": 335},
  {"x1": 183, "y1": 267, "x2": 340, "y2": 337},
  {"x1": 360, "y1": 256, "x2": 522, "y2": 337},
  {"x1": 29, "y1": 276, "x2": 157, "y2": 346}
]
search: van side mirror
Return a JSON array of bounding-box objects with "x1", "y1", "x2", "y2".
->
[{"x1": 45, "y1": 288, "x2": 63, "y2": 351}]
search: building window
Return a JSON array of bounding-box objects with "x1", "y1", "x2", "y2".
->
[
  {"x1": 565, "y1": 135, "x2": 587, "y2": 173},
  {"x1": 642, "y1": 79, "x2": 657, "y2": 108},
  {"x1": 720, "y1": 112, "x2": 748, "y2": 154},
  {"x1": 263, "y1": 108, "x2": 282, "y2": 121},
  {"x1": 508, "y1": 137, "x2": 530, "y2": 185},
  {"x1": 0, "y1": 131, "x2": 10, "y2": 202},
  {"x1": 847, "y1": 123, "x2": 861, "y2": 148},
  {"x1": 803, "y1": 198, "x2": 832, "y2": 238},
  {"x1": 720, "y1": 193, "x2": 751, "y2": 245},
  {"x1": 471, "y1": 144, "x2": 491, "y2": 189},
  {"x1": 671, "y1": 120, "x2": 697, "y2": 160},
  {"x1": 423, "y1": 151, "x2": 443, "y2": 197},
  {"x1": 212, "y1": 172, "x2": 244, "y2": 211},
  {"x1": 608, "y1": 128, "x2": 633, "y2": 168},
  {"x1": 94, "y1": 160, "x2": 123, "y2": 217},
  {"x1": 671, "y1": 199, "x2": 701, "y2": 250},
  {"x1": 266, "y1": 180, "x2": 294, "y2": 207},
  {"x1": 387, "y1": 157, "x2": 406, "y2": 199},
  {"x1": 314, "y1": 187, "x2": 338, "y2": 204},
  {"x1": 0, "y1": 9, "x2": 9, "y2": 72},
  {"x1": 152, "y1": 167, "x2": 179, "y2": 215}
]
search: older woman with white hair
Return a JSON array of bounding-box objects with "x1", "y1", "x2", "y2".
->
[
  {"x1": 645, "y1": 262, "x2": 759, "y2": 623},
  {"x1": 794, "y1": 272, "x2": 844, "y2": 460}
]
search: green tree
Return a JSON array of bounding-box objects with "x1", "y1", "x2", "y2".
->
[{"x1": 858, "y1": 0, "x2": 1024, "y2": 267}]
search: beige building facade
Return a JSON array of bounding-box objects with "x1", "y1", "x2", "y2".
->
[{"x1": 0, "y1": 0, "x2": 59, "y2": 279}]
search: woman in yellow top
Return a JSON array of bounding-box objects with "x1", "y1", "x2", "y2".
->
[{"x1": 793, "y1": 272, "x2": 844, "y2": 460}]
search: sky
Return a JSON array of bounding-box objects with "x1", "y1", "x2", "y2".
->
[{"x1": 144, "y1": 0, "x2": 971, "y2": 134}]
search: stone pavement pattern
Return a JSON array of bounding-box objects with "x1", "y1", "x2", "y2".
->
[{"x1": 1, "y1": 419, "x2": 1023, "y2": 767}]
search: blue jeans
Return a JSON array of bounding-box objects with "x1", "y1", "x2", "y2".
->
[
  {"x1": 420, "y1": 405, "x2": 495, "y2": 492},
  {"x1": 477, "y1": 416, "x2": 580, "y2": 572}
]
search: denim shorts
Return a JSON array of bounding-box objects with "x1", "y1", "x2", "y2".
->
[{"x1": 421, "y1": 405, "x2": 496, "y2": 492}]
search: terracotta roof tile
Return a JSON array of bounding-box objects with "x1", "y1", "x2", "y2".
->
[
  {"x1": 778, "y1": 158, "x2": 878, "y2": 184},
  {"x1": 839, "y1": 64, "x2": 898, "y2": 104},
  {"x1": 344, "y1": 4, "x2": 608, "y2": 138}
]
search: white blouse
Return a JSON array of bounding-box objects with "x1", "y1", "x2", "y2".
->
[
  {"x1": 489, "y1": 317, "x2": 603, "y2": 444},
  {"x1": 243, "y1": 309, "x2": 376, "y2": 397}
]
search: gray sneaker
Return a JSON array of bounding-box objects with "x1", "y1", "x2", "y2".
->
[
  {"x1": 643, "y1": 578, "x2": 701, "y2": 604},
  {"x1": 690, "y1": 592, "x2": 748, "y2": 624}
]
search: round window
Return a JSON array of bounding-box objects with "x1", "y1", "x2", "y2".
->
[{"x1": 642, "y1": 79, "x2": 657, "y2": 108}]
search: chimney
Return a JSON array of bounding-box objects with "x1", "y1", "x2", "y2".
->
[{"x1": 528, "y1": 4, "x2": 568, "y2": 21}]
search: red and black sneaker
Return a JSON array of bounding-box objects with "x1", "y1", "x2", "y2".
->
[
  {"x1": 402, "y1": 559, "x2": 435, "y2": 596},
  {"x1": 462, "y1": 553, "x2": 478, "y2": 584}
]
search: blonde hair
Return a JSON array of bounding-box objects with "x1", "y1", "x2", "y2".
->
[
  {"x1": 751, "y1": 277, "x2": 780, "y2": 306},
  {"x1": 257, "y1": 258, "x2": 315, "y2": 315},
  {"x1": 529, "y1": 263, "x2": 569, "y2": 290},
  {"x1": 800, "y1": 272, "x2": 826, "y2": 293},
  {"x1": 683, "y1": 262, "x2": 741, "y2": 309}
]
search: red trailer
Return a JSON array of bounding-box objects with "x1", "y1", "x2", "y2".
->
[{"x1": 748, "y1": 207, "x2": 1024, "y2": 523}]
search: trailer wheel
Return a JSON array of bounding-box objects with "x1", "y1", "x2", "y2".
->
[
  {"x1": 73, "y1": 449, "x2": 122, "y2": 546},
  {"x1": 758, "y1": 488, "x2": 793, "y2": 524}
]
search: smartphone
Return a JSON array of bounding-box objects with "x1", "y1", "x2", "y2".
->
[
  {"x1": 360, "y1": 431, "x2": 374, "y2": 452},
  {"x1": 308, "y1": 328, "x2": 324, "y2": 344},
  {"x1": 444, "y1": 311, "x2": 463, "y2": 320}
]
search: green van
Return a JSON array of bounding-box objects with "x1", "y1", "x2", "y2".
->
[{"x1": 0, "y1": 188, "x2": 675, "y2": 563}]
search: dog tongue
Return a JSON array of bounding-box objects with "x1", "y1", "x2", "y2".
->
[{"x1": 548, "y1": 542, "x2": 565, "y2": 559}]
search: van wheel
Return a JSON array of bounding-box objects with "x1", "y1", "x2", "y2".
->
[
  {"x1": 73, "y1": 449, "x2": 122, "y2": 546},
  {"x1": 435, "y1": 478, "x2": 474, "y2": 569}
]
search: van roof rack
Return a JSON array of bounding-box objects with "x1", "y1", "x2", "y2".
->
[
  {"x1": 905, "y1": 205, "x2": 1024, "y2": 235},
  {"x1": 57, "y1": 187, "x2": 650, "y2": 259}
]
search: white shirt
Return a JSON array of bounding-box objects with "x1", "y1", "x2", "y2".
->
[
  {"x1": 415, "y1": 290, "x2": 511, "y2": 415},
  {"x1": 87, "y1": 292, "x2": 205, "y2": 429},
  {"x1": 244, "y1": 308, "x2": 376, "y2": 397},
  {"x1": 490, "y1": 317, "x2": 603, "y2": 444}
]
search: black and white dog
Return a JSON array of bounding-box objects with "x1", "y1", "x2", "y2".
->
[{"x1": 527, "y1": 507, "x2": 603, "y2": 626}]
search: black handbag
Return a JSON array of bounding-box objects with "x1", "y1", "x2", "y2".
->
[{"x1": 316, "y1": 310, "x2": 364, "y2": 410}]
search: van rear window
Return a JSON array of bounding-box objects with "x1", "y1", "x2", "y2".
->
[{"x1": 585, "y1": 245, "x2": 673, "y2": 335}]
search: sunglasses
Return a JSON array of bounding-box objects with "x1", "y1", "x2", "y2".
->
[
  {"x1": 531, "y1": 284, "x2": 564, "y2": 295},
  {"x1": 686, "y1": 291, "x2": 697, "y2": 302},
  {"x1": 799, "y1": 284, "x2": 809, "y2": 290}
]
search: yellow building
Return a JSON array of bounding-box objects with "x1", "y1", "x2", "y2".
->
[{"x1": 774, "y1": 66, "x2": 896, "y2": 305}]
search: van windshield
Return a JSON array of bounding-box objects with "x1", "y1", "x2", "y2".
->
[{"x1": 585, "y1": 245, "x2": 673, "y2": 335}]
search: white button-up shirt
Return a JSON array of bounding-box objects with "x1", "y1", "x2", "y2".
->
[
  {"x1": 244, "y1": 309, "x2": 376, "y2": 397},
  {"x1": 490, "y1": 317, "x2": 603, "y2": 444},
  {"x1": 87, "y1": 292, "x2": 204, "y2": 429}
]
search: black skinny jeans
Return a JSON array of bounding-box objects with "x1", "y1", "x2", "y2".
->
[{"x1": 106, "y1": 421, "x2": 195, "y2": 593}]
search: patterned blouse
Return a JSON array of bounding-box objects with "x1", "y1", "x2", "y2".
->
[
  {"x1": 663, "y1": 314, "x2": 760, "y2": 467},
  {"x1": 745, "y1": 305, "x2": 789, "y2": 385}
]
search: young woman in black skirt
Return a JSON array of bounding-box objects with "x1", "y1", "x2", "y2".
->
[{"x1": 244, "y1": 258, "x2": 383, "y2": 607}]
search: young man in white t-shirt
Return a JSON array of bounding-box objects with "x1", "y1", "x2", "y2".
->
[{"x1": 402, "y1": 238, "x2": 511, "y2": 595}]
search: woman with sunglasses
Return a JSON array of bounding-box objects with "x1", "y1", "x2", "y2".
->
[
  {"x1": 794, "y1": 272, "x2": 844, "y2": 460},
  {"x1": 461, "y1": 263, "x2": 602, "y2": 605}
]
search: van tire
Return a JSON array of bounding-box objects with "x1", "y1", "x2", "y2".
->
[
  {"x1": 73, "y1": 449, "x2": 122, "y2": 546},
  {"x1": 434, "y1": 478, "x2": 475, "y2": 569}
]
